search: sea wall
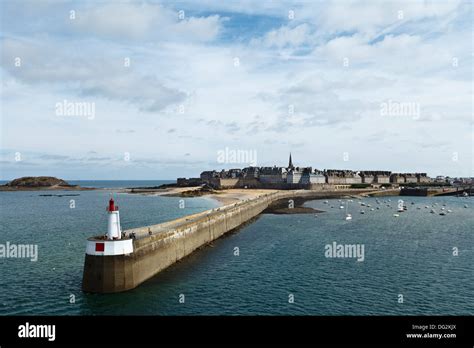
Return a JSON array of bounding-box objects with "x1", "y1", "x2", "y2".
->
[{"x1": 400, "y1": 188, "x2": 428, "y2": 196}]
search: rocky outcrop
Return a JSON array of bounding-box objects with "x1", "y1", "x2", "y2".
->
[
  {"x1": 1, "y1": 176, "x2": 91, "y2": 191},
  {"x1": 6, "y1": 176, "x2": 71, "y2": 187}
]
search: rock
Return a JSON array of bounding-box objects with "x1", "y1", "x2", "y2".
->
[
  {"x1": 0, "y1": 176, "x2": 93, "y2": 191},
  {"x1": 6, "y1": 176, "x2": 72, "y2": 187}
]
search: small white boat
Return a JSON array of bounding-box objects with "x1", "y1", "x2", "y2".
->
[
  {"x1": 397, "y1": 207, "x2": 404, "y2": 212},
  {"x1": 360, "y1": 210, "x2": 365, "y2": 214},
  {"x1": 393, "y1": 214, "x2": 400, "y2": 217},
  {"x1": 447, "y1": 209, "x2": 452, "y2": 213},
  {"x1": 324, "y1": 200, "x2": 329, "y2": 204},
  {"x1": 340, "y1": 205, "x2": 344, "y2": 209},
  {"x1": 464, "y1": 204, "x2": 468, "y2": 208},
  {"x1": 344, "y1": 201, "x2": 351, "y2": 220},
  {"x1": 370, "y1": 208, "x2": 375, "y2": 211}
]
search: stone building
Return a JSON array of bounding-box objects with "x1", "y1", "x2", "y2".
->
[
  {"x1": 259, "y1": 166, "x2": 287, "y2": 184},
  {"x1": 405, "y1": 173, "x2": 418, "y2": 183},
  {"x1": 360, "y1": 171, "x2": 392, "y2": 184},
  {"x1": 200, "y1": 170, "x2": 218, "y2": 182},
  {"x1": 325, "y1": 170, "x2": 362, "y2": 184},
  {"x1": 287, "y1": 169, "x2": 302, "y2": 184},
  {"x1": 242, "y1": 167, "x2": 259, "y2": 178},
  {"x1": 390, "y1": 173, "x2": 406, "y2": 184},
  {"x1": 416, "y1": 173, "x2": 430, "y2": 183},
  {"x1": 301, "y1": 168, "x2": 325, "y2": 184}
]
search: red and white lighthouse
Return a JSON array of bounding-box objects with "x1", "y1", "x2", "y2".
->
[
  {"x1": 84, "y1": 197, "x2": 132, "y2": 259},
  {"x1": 106, "y1": 198, "x2": 122, "y2": 240}
]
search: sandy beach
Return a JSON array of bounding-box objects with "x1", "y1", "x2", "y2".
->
[{"x1": 128, "y1": 187, "x2": 281, "y2": 206}]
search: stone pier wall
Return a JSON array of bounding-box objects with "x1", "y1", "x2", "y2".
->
[{"x1": 82, "y1": 192, "x2": 283, "y2": 293}]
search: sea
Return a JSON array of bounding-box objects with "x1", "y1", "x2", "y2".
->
[{"x1": 0, "y1": 180, "x2": 472, "y2": 315}]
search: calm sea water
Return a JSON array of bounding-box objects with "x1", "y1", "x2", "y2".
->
[
  {"x1": 69, "y1": 180, "x2": 175, "y2": 189},
  {"x1": 0, "y1": 183, "x2": 472, "y2": 315},
  {"x1": 0, "y1": 180, "x2": 175, "y2": 189}
]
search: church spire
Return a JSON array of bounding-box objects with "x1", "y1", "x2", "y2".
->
[{"x1": 288, "y1": 153, "x2": 294, "y2": 169}]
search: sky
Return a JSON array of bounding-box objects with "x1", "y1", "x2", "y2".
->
[{"x1": 0, "y1": 0, "x2": 472, "y2": 180}]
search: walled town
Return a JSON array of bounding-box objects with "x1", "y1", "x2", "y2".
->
[{"x1": 177, "y1": 154, "x2": 441, "y2": 190}]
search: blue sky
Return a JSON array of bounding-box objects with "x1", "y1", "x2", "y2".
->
[{"x1": 0, "y1": 0, "x2": 472, "y2": 180}]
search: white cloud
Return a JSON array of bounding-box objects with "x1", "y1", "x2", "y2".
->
[
  {"x1": 72, "y1": 3, "x2": 165, "y2": 40},
  {"x1": 293, "y1": 0, "x2": 461, "y2": 36},
  {"x1": 252, "y1": 23, "x2": 311, "y2": 48},
  {"x1": 172, "y1": 15, "x2": 224, "y2": 42},
  {"x1": 71, "y1": 2, "x2": 224, "y2": 43},
  {"x1": 1, "y1": 37, "x2": 186, "y2": 112}
]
